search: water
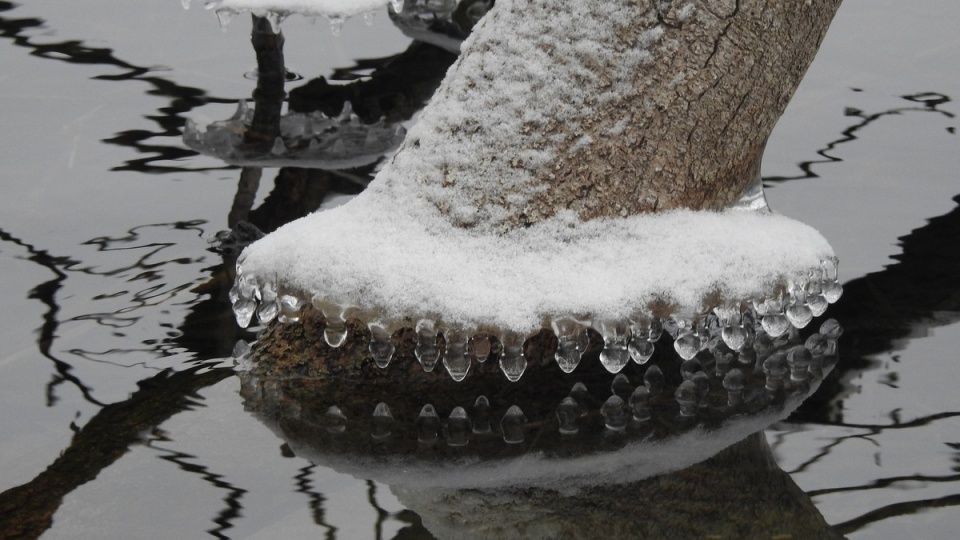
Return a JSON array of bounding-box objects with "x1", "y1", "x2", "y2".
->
[{"x1": 0, "y1": 0, "x2": 959, "y2": 538}]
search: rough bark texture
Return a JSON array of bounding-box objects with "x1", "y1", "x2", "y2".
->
[
  {"x1": 384, "y1": 0, "x2": 842, "y2": 230},
  {"x1": 529, "y1": 0, "x2": 843, "y2": 224}
]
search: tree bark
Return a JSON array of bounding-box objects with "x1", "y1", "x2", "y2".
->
[{"x1": 378, "y1": 0, "x2": 842, "y2": 231}]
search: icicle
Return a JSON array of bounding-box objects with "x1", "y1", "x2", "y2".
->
[
  {"x1": 229, "y1": 99, "x2": 248, "y2": 122},
  {"x1": 601, "y1": 395, "x2": 628, "y2": 431},
  {"x1": 445, "y1": 407, "x2": 471, "y2": 447},
  {"x1": 265, "y1": 11, "x2": 283, "y2": 34},
  {"x1": 556, "y1": 397, "x2": 580, "y2": 434},
  {"x1": 675, "y1": 380, "x2": 699, "y2": 417},
  {"x1": 692, "y1": 371, "x2": 710, "y2": 404},
  {"x1": 417, "y1": 404, "x2": 441, "y2": 444},
  {"x1": 337, "y1": 101, "x2": 354, "y2": 122},
  {"x1": 467, "y1": 334, "x2": 491, "y2": 363},
  {"x1": 643, "y1": 365, "x2": 665, "y2": 397},
  {"x1": 270, "y1": 137, "x2": 286, "y2": 155},
  {"x1": 674, "y1": 324, "x2": 701, "y2": 361},
  {"x1": 442, "y1": 330, "x2": 471, "y2": 382},
  {"x1": 680, "y1": 358, "x2": 701, "y2": 381},
  {"x1": 314, "y1": 298, "x2": 349, "y2": 348},
  {"x1": 233, "y1": 299, "x2": 256, "y2": 328},
  {"x1": 722, "y1": 368, "x2": 745, "y2": 406},
  {"x1": 787, "y1": 346, "x2": 812, "y2": 382},
  {"x1": 327, "y1": 15, "x2": 344, "y2": 36},
  {"x1": 277, "y1": 295, "x2": 302, "y2": 323},
  {"x1": 390, "y1": 0, "x2": 405, "y2": 14},
  {"x1": 597, "y1": 319, "x2": 631, "y2": 374},
  {"x1": 629, "y1": 386, "x2": 651, "y2": 422},
  {"x1": 216, "y1": 9, "x2": 232, "y2": 31},
  {"x1": 628, "y1": 335, "x2": 655, "y2": 364},
  {"x1": 472, "y1": 395, "x2": 492, "y2": 434},
  {"x1": 552, "y1": 316, "x2": 587, "y2": 373},
  {"x1": 415, "y1": 319, "x2": 440, "y2": 372},
  {"x1": 256, "y1": 281, "x2": 279, "y2": 324},
  {"x1": 500, "y1": 405, "x2": 526, "y2": 444},
  {"x1": 498, "y1": 330, "x2": 527, "y2": 382},
  {"x1": 368, "y1": 323, "x2": 395, "y2": 368},
  {"x1": 371, "y1": 402, "x2": 394, "y2": 440},
  {"x1": 569, "y1": 382, "x2": 591, "y2": 417},
  {"x1": 820, "y1": 257, "x2": 843, "y2": 304},
  {"x1": 763, "y1": 351, "x2": 788, "y2": 391},
  {"x1": 760, "y1": 313, "x2": 791, "y2": 339},
  {"x1": 323, "y1": 406, "x2": 347, "y2": 434},
  {"x1": 611, "y1": 373, "x2": 632, "y2": 398}
]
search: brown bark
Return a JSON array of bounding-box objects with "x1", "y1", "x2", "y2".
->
[
  {"x1": 530, "y1": 0, "x2": 843, "y2": 223},
  {"x1": 387, "y1": 0, "x2": 842, "y2": 230}
]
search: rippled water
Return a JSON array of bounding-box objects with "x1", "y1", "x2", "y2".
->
[{"x1": 1, "y1": 0, "x2": 958, "y2": 538}]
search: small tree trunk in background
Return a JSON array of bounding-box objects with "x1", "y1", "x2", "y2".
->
[{"x1": 381, "y1": 0, "x2": 842, "y2": 230}]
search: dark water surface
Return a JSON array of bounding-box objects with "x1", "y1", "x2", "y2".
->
[{"x1": 1, "y1": 1, "x2": 958, "y2": 538}]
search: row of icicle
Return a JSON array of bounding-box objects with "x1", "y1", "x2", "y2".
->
[
  {"x1": 231, "y1": 257, "x2": 843, "y2": 382},
  {"x1": 240, "y1": 316, "x2": 840, "y2": 445}
]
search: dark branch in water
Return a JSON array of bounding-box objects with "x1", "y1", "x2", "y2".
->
[
  {"x1": 0, "y1": 2, "x2": 234, "y2": 174},
  {"x1": 764, "y1": 92, "x2": 954, "y2": 184},
  {"x1": 0, "y1": 227, "x2": 103, "y2": 407},
  {"x1": 0, "y1": 365, "x2": 232, "y2": 539}
]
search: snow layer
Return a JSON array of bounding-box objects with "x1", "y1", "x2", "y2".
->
[
  {"x1": 190, "y1": 0, "x2": 389, "y2": 18},
  {"x1": 239, "y1": 186, "x2": 834, "y2": 333}
]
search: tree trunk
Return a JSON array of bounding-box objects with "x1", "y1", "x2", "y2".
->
[{"x1": 378, "y1": 0, "x2": 843, "y2": 231}]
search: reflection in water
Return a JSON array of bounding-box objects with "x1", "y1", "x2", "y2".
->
[
  {"x1": 0, "y1": 365, "x2": 232, "y2": 539},
  {"x1": 0, "y1": 1, "x2": 235, "y2": 174},
  {"x1": 765, "y1": 91, "x2": 955, "y2": 184},
  {"x1": 150, "y1": 443, "x2": 247, "y2": 540},
  {"x1": 0, "y1": 227, "x2": 102, "y2": 407},
  {"x1": 240, "y1": 317, "x2": 842, "y2": 537}
]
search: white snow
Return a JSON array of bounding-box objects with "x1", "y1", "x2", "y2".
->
[
  {"x1": 187, "y1": 0, "x2": 390, "y2": 19},
  {"x1": 366, "y1": 1, "x2": 666, "y2": 233},
  {"x1": 239, "y1": 188, "x2": 834, "y2": 334}
]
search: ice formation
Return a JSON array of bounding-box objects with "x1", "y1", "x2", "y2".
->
[
  {"x1": 227, "y1": 0, "x2": 843, "y2": 379},
  {"x1": 183, "y1": 100, "x2": 406, "y2": 169},
  {"x1": 183, "y1": 0, "x2": 394, "y2": 31}
]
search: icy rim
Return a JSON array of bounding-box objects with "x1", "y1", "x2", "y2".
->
[
  {"x1": 230, "y1": 191, "x2": 842, "y2": 381},
  {"x1": 183, "y1": 0, "x2": 401, "y2": 31}
]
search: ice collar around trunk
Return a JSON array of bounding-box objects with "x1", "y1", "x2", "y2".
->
[{"x1": 231, "y1": 181, "x2": 843, "y2": 382}]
